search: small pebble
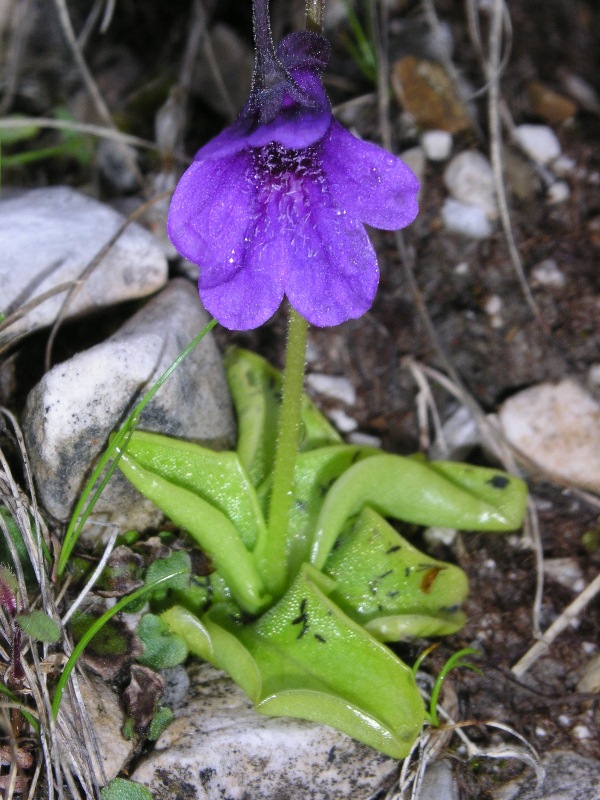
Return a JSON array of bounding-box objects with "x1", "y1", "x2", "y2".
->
[
  {"x1": 399, "y1": 146, "x2": 426, "y2": 185},
  {"x1": 441, "y1": 198, "x2": 492, "y2": 239},
  {"x1": 558, "y1": 715, "x2": 571, "y2": 726},
  {"x1": 588, "y1": 364, "x2": 600, "y2": 387},
  {"x1": 484, "y1": 295, "x2": 502, "y2": 315},
  {"x1": 573, "y1": 725, "x2": 592, "y2": 740},
  {"x1": 326, "y1": 408, "x2": 358, "y2": 433},
  {"x1": 423, "y1": 527, "x2": 457, "y2": 547},
  {"x1": 444, "y1": 150, "x2": 498, "y2": 219},
  {"x1": 551, "y1": 154, "x2": 576, "y2": 177},
  {"x1": 421, "y1": 130, "x2": 453, "y2": 161},
  {"x1": 347, "y1": 431, "x2": 382, "y2": 448},
  {"x1": 582, "y1": 642, "x2": 598, "y2": 655},
  {"x1": 484, "y1": 559, "x2": 496, "y2": 570},
  {"x1": 531, "y1": 258, "x2": 566, "y2": 288},
  {"x1": 543, "y1": 558, "x2": 584, "y2": 591},
  {"x1": 306, "y1": 374, "x2": 356, "y2": 406},
  {"x1": 535, "y1": 726, "x2": 547, "y2": 737},
  {"x1": 514, "y1": 124, "x2": 561, "y2": 165},
  {"x1": 484, "y1": 294, "x2": 503, "y2": 328},
  {"x1": 454, "y1": 261, "x2": 469, "y2": 275},
  {"x1": 547, "y1": 180, "x2": 570, "y2": 204}
]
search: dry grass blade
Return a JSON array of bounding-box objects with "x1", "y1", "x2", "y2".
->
[
  {"x1": 0, "y1": 409, "x2": 103, "y2": 798},
  {"x1": 51, "y1": 0, "x2": 143, "y2": 186},
  {"x1": 512, "y1": 572, "x2": 600, "y2": 677}
]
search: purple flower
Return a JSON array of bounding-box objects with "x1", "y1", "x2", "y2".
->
[{"x1": 168, "y1": 29, "x2": 419, "y2": 331}]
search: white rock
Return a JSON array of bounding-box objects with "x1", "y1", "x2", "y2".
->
[
  {"x1": 444, "y1": 151, "x2": 498, "y2": 219},
  {"x1": 0, "y1": 187, "x2": 168, "y2": 340},
  {"x1": 326, "y1": 408, "x2": 358, "y2": 433},
  {"x1": 131, "y1": 661, "x2": 397, "y2": 800},
  {"x1": 588, "y1": 364, "x2": 600, "y2": 388},
  {"x1": 423, "y1": 527, "x2": 457, "y2": 547},
  {"x1": 551, "y1": 155, "x2": 576, "y2": 177},
  {"x1": 576, "y1": 653, "x2": 600, "y2": 694},
  {"x1": 421, "y1": 130, "x2": 453, "y2": 161},
  {"x1": 430, "y1": 405, "x2": 479, "y2": 460},
  {"x1": 441, "y1": 198, "x2": 493, "y2": 239},
  {"x1": 513, "y1": 124, "x2": 561, "y2": 165},
  {"x1": 543, "y1": 558, "x2": 584, "y2": 591},
  {"x1": 306, "y1": 374, "x2": 356, "y2": 406},
  {"x1": 498, "y1": 379, "x2": 600, "y2": 494},
  {"x1": 23, "y1": 279, "x2": 235, "y2": 529},
  {"x1": 530, "y1": 259, "x2": 566, "y2": 288},
  {"x1": 399, "y1": 146, "x2": 426, "y2": 185},
  {"x1": 547, "y1": 180, "x2": 570, "y2": 204},
  {"x1": 347, "y1": 431, "x2": 382, "y2": 448}
]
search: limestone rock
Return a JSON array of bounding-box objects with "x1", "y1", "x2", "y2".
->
[
  {"x1": 0, "y1": 186, "x2": 168, "y2": 340},
  {"x1": 441, "y1": 198, "x2": 493, "y2": 239},
  {"x1": 131, "y1": 661, "x2": 398, "y2": 800},
  {"x1": 513, "y1": 125, "x2": 561, "y2": 166},
  {"x1": 444, "y1": 151, "x2": 498, "y2": 220},
  {"x1": 23, "y1": 279, "x2": 235, "y2": 532},
  {"x1": 498, "y1": 379, "x2": 600, "y2": 494}
]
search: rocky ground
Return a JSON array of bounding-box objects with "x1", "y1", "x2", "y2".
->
[{"x1": 0, "y1": 0, "x2": 599, "y2": 798}]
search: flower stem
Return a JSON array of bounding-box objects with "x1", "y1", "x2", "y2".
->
[
  {"x1": 259, "y1": 307, "x2": 308, "y2": 596},
  {"x1": 305, "y1": 0, "x2": 326, "y2": 32},
  {"x1": 252, "y1": 0, "x2": 285, "y2": 92}
]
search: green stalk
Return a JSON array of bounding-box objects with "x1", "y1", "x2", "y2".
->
[
  {"x1": 305, "y1": 0, "x2": 326, "y2": 32},
  {"x1": 256, "y1": 307, "x2": 308, "y2": 596}
]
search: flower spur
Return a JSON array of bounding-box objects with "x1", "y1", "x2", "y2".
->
[{"x1": 167, "y1": 3, "x2": 420, "y2": 330}]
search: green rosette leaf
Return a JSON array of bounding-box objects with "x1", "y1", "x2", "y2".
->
[
  {"x1": 324, "y1": 507, "x2": 468, "y2": 640},
  {"x1": 311, "y1": 454, "x2": 528, "y2": 569},
  {"x1": 116, "y1": 447, "x2": 269, "y2": 615},
  {"x1": 187, "y1": 564, "x2": 424, "y2": 759},
  {"x1": 120, "y1": 430, "x2": 265, "y2": 551}
]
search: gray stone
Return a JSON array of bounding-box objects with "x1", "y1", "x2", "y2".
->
[
  {"x1": 0, "y1": 186, "x2": 168, "y2": 340},
  {"x1": 23, "y1": 279, "x2": 235, "y2": 532},
  {"x1": 419, "y1": 760, "x2": 459, "y2": 800},
  {"x1": 131, "y1": 661, "x2": 398, "y2": 800},
  {"x1": 493, "y1": 750, "x2": 600, "y2": 800},
  {"x1": 444, "y1": 150, "x2": 498, "y2": 219}
]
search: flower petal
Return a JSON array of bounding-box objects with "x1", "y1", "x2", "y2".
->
[
  {"x1": 283, "y1": 190, "x2": 379, "y2": 327},
  {"x1": 199, "y1": 200, "x2": 286, "y2": 330},
  {"x1": 167, "y1": 152, "x2": 255, "y2": 267},
  {"x1": 323, "y1": 121, "x2": 420, "y2": 231}
]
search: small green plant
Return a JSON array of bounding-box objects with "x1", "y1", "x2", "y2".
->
[
  {"x1": 341, "y1": 0, "x2": 378, "y2": 83},
  {"x1": 413, "y1": 645, "x2": 483, "y2": 726},
  {"x1": 111, "y1": 347, "x2": 527, "y2": 759}
]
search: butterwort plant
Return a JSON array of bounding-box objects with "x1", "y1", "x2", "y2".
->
[{"x1": 112, "y1": 0, "x2": 528, "y2": 759}]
